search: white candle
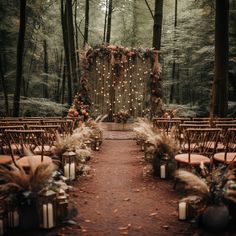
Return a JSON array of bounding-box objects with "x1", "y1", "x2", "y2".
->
[
  {"x1": 178, "y1": 202, "x2": 187, "y2": 220},
  {"x1": 43, "y1": 204, "x2": 47, "y2": 228},
  {"x1": 0, "y1": 220, "x2": 3, "y2": 236},
  {"x1": 13, "y1": 211, "x2": 19, "y2": 227},
  {"x1": 69, "y1": 163, "x2": 75, "y2": 180},
  {"x1": 43, "y1": 204, "x2": 54, "y2": 229},
  {"x1": 64, "y1": 163, "x2": 70, "y2": 178},
  {"x1": 47, "y1": 203, "x2": 54, "y2": 229},
  {"x1": 160, "y1": 165, "x2": 166, "y2": 179}
]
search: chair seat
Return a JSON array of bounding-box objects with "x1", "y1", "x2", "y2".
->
[
  {"x1": 213, "y1": 152, "x2": 236, "y2": 164},
  {"x1": 0, "y1": 155, "x2": 20, "y2": 165},
  {"x1": 175, "y1": 153, "x2": 210, "y2": 166},
  {"x1": 16, "y1": 155, "x2": 52, "y2": 168}
]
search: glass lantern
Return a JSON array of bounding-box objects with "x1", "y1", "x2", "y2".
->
[
  {"x1": 6, "y1": 200, "x2": 19, "y2": 228},
  {"x1": 0, "y1": 201, "x2": 6, "y2": 236},
  {"x1": 140, "y1": 138, "x2": 146, "y2": 151},
  {"x1": 144, "y1": 141, "x2": 155, "y2": 162},
  {"x1": 84, "y1": 139, "x2": 92, "y2": 149},
  {"x1": 91, "y1": 136, "x2": 100, "y2": 151},
  {"x1": 159, "y1": 154, "x2": 172, "y2": 179},
  {"x1": 62, "y1": 150, "x2": 76, "y2": 180},
  {"x1": 178, "y1": 200, "x2": 196, "y2": 221},
  {"x1": 56, "y1": 189, "x2": 68, "y2": 224},
  {"x1": 38, "y1": 190, "x2": 57, "y2": 229}
]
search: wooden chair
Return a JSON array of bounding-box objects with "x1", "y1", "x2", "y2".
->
[
  {"x1": 175, "y1": 128, "x2": 221, "y2": 168},
  {"x1": 27, "y1": 125, "x2": 61, "y2": 156},
  {"x1": 213, "y1": 128, "x2": 236, "y2": 165},
  {"x1": 153, "y1": 119, "x2": 181, "y2": 137},
  {"x1": 5, "y1": 129, "x2": 52, "y2": 170},
  {"x1": 0, "y1": 126, "x2": 24, "y2": 165}
]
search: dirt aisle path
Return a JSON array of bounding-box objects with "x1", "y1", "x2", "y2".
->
[{"x1": 73, "y1": 132, "x2": 194, "y2": 236}]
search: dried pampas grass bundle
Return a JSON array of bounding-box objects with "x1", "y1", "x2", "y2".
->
[
  {"x1": 0, "y1": 162, "x2": 56, "y2": 198},
  {"x1": 175, "y1": 170, "x2": 209, "y2": 195},
  {"x1": 133, "y1": 118, "x2": 156, "y2": 140}
]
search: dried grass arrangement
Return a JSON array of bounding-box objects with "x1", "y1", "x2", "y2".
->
[
  {"x1": 134, "y1": 118, "x2": 179, "y2": 177},
  {"x1": 176, "y1": 165, "x2": 236, "y2": 206},
  {"x1": 0, "y1": 162, "x2": 56, "y2": 201},
  {"x1": 176, "y1": 164, "x2": 236, "y2": 230}
]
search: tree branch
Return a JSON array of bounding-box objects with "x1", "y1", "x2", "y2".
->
[{"x1": 144, "y1": 0, "x2": 154, "y2": 19}]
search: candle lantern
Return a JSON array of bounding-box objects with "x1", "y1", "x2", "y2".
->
[
  {"x1": 91, "y1": 136, "x2": 100, "y2": 151},
  {"x1": 140, "y1": 138, "x2": 146, "y2": 151},
  {"x1": 178, "y1": 200, "x2": 196, "y2": 221},
  {"x1": 159, "y1": 154, "x2": 172, "y2": 179},
  {"x1": 38, "y1": 190, "x2": 57, "y2": 229},
  {"x1": 62, "y1": 150, "x2": 76, "y2": 180},
  {"x1": 56, "y1": 189, "x2": 68, "y2": 224},
  {"x1": 6, "y1": 200, "x2": 19, "y2": 228},
  {"x1": 84, "y1": 139, "x2": 92, "y2": 149},
  {"x1": 144, "y1": 141, "x2": 155, "y2": 162},
  {"x1": 0, "y1": 201, "x2": 6, "y2": 236}
]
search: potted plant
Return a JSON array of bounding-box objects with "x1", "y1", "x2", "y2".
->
[{"x1": 176, "y1": 164, "x2": 236, "y2": 231}]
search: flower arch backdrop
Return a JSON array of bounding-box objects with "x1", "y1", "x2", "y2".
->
[{"x1": 79, "y1": 45, "x2": 162, "y2": 121}]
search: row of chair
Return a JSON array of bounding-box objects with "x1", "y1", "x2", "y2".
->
[
  {"x1": 175, "y1": 128, "x2": 236, "y2": 167},
  {"x1": 0, "y1": 129, "x2": 54, "y2": 171}
]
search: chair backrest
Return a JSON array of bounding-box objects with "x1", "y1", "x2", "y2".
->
[
  {"x1": 153, "y1": 120, "x2": 181, "y2": 136},
  {"x1": 0, "y1": 126, "x2": 25, "y2": 154},
  {"x1": 27, "y1": 125, "x2": 60, "y2": 147},
  {"x1": 225, "y1": 128, "x2": 236, "y2": 152},
  {"x1": 184, "y1": 128, "x2": 222, "y2": 157},
  {"x1": 4, "y1": 129, "x2": 46, "y2": 166}
]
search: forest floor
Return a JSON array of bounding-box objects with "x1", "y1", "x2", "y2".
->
[{"x1": 9, "y1": 125, "x2": 234, "y2": 236}]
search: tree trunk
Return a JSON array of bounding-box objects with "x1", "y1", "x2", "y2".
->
[
  {"x1": 43, "y1": 39, "x2": 49, "y2": 98},
  {"x1": 61, "y1": 0, "x2": 72, "y2": 105},
  {"x1": 13, "y1": 0, "x2": 26, "y2": 117},
  {"x1": 210, "y1": 0, "x2": 229, "y2": 117},
  {"x1": 0, "y1": 55, "x2": 9, "y2": 115},
  {"x1": 152, "y1": 0, "x2": 164, "y2": 50},
  {"x1": 106, "y1": 0, "x2": 113, "y2": 44},
  {"x1": 103, "y1": 0, "x2": 108, "y2": 43},
  {"x1": 66, "y1": 0, "x2": 78, "y2": 95},
  {"x1": 131, "y1": 0, "x2": 138, "y2": 47},
  {"x1": 169, "y1": 0, "x2": 177, "y2": 104},
  {"x1": 83, "y1": 0, "x2": 89, "y2": 47},
  {"x1": 61, "y1": 60, "x2": 66, "y2": 104}
]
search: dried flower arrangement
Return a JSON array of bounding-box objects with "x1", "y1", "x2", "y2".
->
[
  {"x1": 113, "y1": 110, "x2": 130, "y2": 123},
  {"x1": 67, "y1": 93, "x2": 90, "y2": 121},
  {"x1": 176, "y1": 164, "x2": 236, "y2": 230},
  {"x1": 134, "y1": 118, "x2": 179, "y2": 177},
  {"x1": 0, "y1": 162, "x2": 56, "y2": 201},
  {"x1": 52, "y1": 115, "x2": 106, "y2": 177}
]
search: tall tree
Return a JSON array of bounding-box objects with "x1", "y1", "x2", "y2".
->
[
  {"x1": 0, "y1": 55, "x2": 9, "y2": 115},
  {"x1": 43, "y1": 39, "x2": 49, "y2": 98},
  {"x1": 210, "y1": 0, "x2": 229, "y2": 117},
  {"x1": 61, "y1": 0, "x2": 72, "y2": 105},
  {"x1": 66, "y1": 0, "x2": 78, "y2": 94},
  {"x1": 83, "y1": 0, "x2": 89, "y2": 47},
  {"x1": 152, "y1": 0, "x2": 164, "y2": 50},
  {"x1": 169, "y1": 0, "x2": 178, "y2": 104},
  {"x1": 131, "y1": 0, "x2": 138, "y2": 47},
  {"x1": 106, "y1": 0, "x2": 113, "y2": 44},
  {"x1": 103, "y1": 0, "x2": 108, "y2": 43},
  {"x1": 13, "y1": 0, "x2": 26, "y2": 117}
]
